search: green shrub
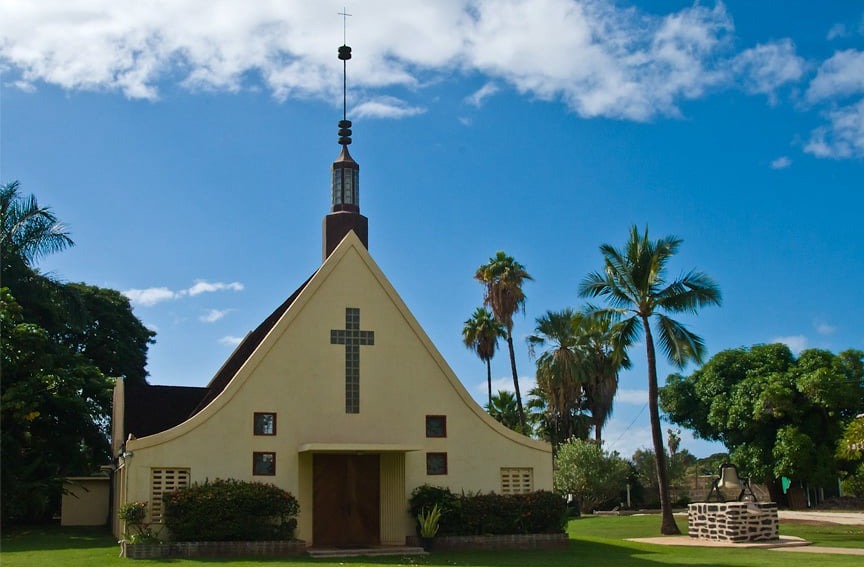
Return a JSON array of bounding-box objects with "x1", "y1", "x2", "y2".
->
[
  {"x1": 554, "y1": 439, "x2": 630, "y2": 513},
  {"x1": 841, "y1": 463, "x2": 864, "y2": 497},
  {"x1": 409, "y1": 485, "x2": 462, "y2": 535},
  {"x1": 163, "y1": 479, "x2": 299, "y2": 541},
  {"x1": 408, "y1": 484, "x2": 567, "y2": 536}
]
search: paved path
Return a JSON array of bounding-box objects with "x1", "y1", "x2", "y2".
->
[{"x1": 778, "y1": 510, "x2": 864, "y2": 525}]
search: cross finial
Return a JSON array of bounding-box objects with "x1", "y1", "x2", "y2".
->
[{"x1": 338, "y1": 8, "x2": 352, "y2": 45}]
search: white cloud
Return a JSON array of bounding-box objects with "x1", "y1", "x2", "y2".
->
[
  {"x1": 731, "y1": 40, "x2": 806, "y2": 103},
  {"x1": 123, "y1": 279, "x2": 244, "y2": 306},
  {"x1": 200, "y1": 308, "x2": 230, "y2": 323},
  {"x1": 806, "y1": 50, "x2": 864, "y2": 103},
  {"x1": 815, "y1": 321, "x2": 836, "y2": 335},
  {"x1": 770, "y1": 156, "x2": 792, "y2": 169},
  {"x1": 805, "y1": 98, "x2": 864, "y2": 159},
  {"x1": 465, "y1": 82, "x2": 499, "y2": 107},
  {"x1": 219, "y1": 335, "x2": 243, "y2": 346},
  {"x1": 616, "y1": 389, "x2": 648, "y2": 405},
  {"x1": 0, "y1": 0, "x2": 754, "y2": 122},
  {"x1": 827, "y1": 24, "x2": 848, "y2": 41},
  {"x1": 123, "y1": 286, "x2": 177, "y2": 307},
  {"x1": 772, "y1": 335, "x2": 808, "y2": 353},
  {"x1": 187, "y1": 280, "x2": 244, "y2": 296},
  {"x1": 479, "y1": 375, "x2": 537, "y2": 402},
  {"x1": 352, "y1": 96, "x2": 425, "y2": 119}
]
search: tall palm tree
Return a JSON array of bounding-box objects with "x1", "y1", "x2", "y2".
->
[
  {"x1": 462, "y1": 307, "x2": 506, "y2": 406},
  {"x1": 475, "y1": 251, "x2": 532, "y2": 432},
  {"x1": 527, "y1": 308, "x2": 585, "y2": 448},
  {"x1": 579, "y1": 225, "x2": 721, "y2": 535},
  {"x1": 579, "y1": 310, "x2": 631, "y2": 444}
]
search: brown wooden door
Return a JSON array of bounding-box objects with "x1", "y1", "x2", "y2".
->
[{"x1": 313, "y1": 454, "x2": 380, "y2": 547}]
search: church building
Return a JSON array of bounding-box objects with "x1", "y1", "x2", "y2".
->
[{"x1": 111, "y1": 44, "x2": 552, "y2": 548}]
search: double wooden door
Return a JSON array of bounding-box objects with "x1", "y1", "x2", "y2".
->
[{"x1": 312, "y1": 454, "x2": 380, "y2": 547}]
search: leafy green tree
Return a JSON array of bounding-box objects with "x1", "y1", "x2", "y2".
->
[
  {"x1": 486, "y1": 390, "x2": 523, "y2": 433},
  {"x1": 554, "y1": 438, "x2": 630, "y2": 513},
  {"x1": 1, "y1": 288, "x2": 114, "y2": 522},
  {"x1": 61, "y1": 283, "x2": 154, "y2": 385},
  {"x1": 475, "y1": 251, "x2": 532, "y2": 432},
  {"x1": 661, "y1": 344, "x2": 864, "y2": 502},
  {"x1": 462, "y1": 306, "x2": 506, "y2": 406},
  {"x1": 527, "y1": 308, "x2": 585, "y2": 447},
  {"x1": 579, "y1": 225, "x2": 721, "y2": 534}
]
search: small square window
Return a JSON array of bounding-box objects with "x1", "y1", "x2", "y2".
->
[
  {"x1": 426, "y1": 453, "x2": 448, "y2": 475},
  {"x1": 254, "y1": 413, "x2": 276, "y2": 435},
  {"x1": 426, "y1": 415, "x2": 447, "y2": 438},
  {"x1": 253, "y1": 452, "x2": 276, "y2": 476}
]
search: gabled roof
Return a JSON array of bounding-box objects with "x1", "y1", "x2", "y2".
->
[{"x1": 124, "y1": 383, "x2": 208, "y2": 439}]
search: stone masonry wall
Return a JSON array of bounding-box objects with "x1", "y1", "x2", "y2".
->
[{"x1": 687, "y1": 502, "x2": 778, "y2": 543}]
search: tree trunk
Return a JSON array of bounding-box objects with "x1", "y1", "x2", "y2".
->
[
  {"x1": 506, "y1": 332, "x2": 526, "y2": 433},
  {"x1": 594, "y1": 418, "x2": 602, "y2": 444},
  {"x1": 485, "y1": 358, "x2": 493, "y2": 407},
  {"x1": 643, "y1": 317, "x2": 680, "y2": 535},
  {"x1": 767, "y1": 477, "x2": 787, "y2": 506}
]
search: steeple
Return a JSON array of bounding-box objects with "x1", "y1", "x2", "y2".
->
[{"x1": 323, "y1": 41, "x2": 368, "y2": 260}]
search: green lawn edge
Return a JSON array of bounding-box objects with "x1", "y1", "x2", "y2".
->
[{"x1": 1, "y1": 516, "x2": 861, "y2": 567}]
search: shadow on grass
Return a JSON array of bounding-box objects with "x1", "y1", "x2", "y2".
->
[{"x1": 1, "y1": 525, "x2": 118, "y2": 552}]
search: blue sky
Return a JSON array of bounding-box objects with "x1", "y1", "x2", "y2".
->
[{"x1": 2, "y1": 1, "x2": 862, "y2": 459}]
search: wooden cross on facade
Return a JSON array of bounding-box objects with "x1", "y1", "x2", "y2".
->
[{"x1": 330, "y1": 307, "x2": 374, "y2": 413}]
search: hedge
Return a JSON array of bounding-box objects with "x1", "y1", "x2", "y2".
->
[
  {"x1": 162, "y1": 479, "x2": 299, "y2": 541},
  {"x1": 409, "y1": 485, "x2": 567, "y2": 536}
]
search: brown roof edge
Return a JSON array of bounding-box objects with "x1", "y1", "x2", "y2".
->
[{"x1": 188, "y1": 273, "x2": 316, "y2": 417}]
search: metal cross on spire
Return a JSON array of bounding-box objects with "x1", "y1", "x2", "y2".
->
[{"x1": 338, "y1": 8, "x2": 352, "y2": 45}]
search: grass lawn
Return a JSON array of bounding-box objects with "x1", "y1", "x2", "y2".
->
[{"x1": 1, "y1": 516, "x2": 861, "y2": 567}]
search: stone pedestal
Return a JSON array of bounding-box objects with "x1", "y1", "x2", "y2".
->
[{"x1": 687, "y1": 502, "x2": 778, "y2": 543}]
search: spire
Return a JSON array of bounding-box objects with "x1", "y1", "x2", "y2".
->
[{"x1": 323, "y1": 34, "x2": 368, "y2": 260}]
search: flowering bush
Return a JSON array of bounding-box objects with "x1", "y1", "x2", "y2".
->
[{"x1": 163, "y1": 479, "x2": 299, "y2": 541}]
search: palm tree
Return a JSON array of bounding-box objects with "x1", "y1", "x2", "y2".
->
[
  {"x1": 1, "y1": 180, "x2": 74, "y2": 275},
  {"x1": 1, "y1": 181, "x2": 75, "y2": 321},
  {"x1": 579, "y1": 225, "x2": 721, "y2": 535},
  {"x1": 486, "y1": 390, "x2": 522, "y2": 432},
  {"x1": 462, "y1": 307, "x2": 506, "y2": 406},
  {"x1": 527, "y1": 308, "x2": 585, "y2": 449},
  {"x1": 475, "y1": 251, "x2": 532, "y2": 432},
  {"x1": 579, "y1": 310, "x2": 631, "y2": 444}
]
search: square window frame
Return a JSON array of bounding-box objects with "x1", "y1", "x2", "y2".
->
[
  {"x1": 426, "y1": 452, "x2": 448, "y2": 475},
  {"x1": 252, "y1": 451, "x2": 276, "y2": 476},
  {"x1": 253, "y1": 412, "x2": 277, "y2": 436},
  {"x1": 425, "y1": 415, "x2": 447, "y2": 438}
]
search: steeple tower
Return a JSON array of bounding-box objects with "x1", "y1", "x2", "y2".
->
[{"x1": 323, "y1": 42, "x2": 368, "y2": 260}]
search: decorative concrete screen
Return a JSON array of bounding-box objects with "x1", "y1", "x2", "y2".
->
[{"x1": 687, "y1": 502, "x2": 778, "y2": 543}]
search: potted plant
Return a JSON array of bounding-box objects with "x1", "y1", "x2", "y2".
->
[{"x1": 417, "y1": 503, "x2": 441, "y2": 551}]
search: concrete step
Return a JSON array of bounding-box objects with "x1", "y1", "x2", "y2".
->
[{"x1": 307, "y1": 546, "x2": 427, "y2": 558}]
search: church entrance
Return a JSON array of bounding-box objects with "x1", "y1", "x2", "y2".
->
[{"x1": 312, "y1": 454, "x2": 380, "y2": 547}]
